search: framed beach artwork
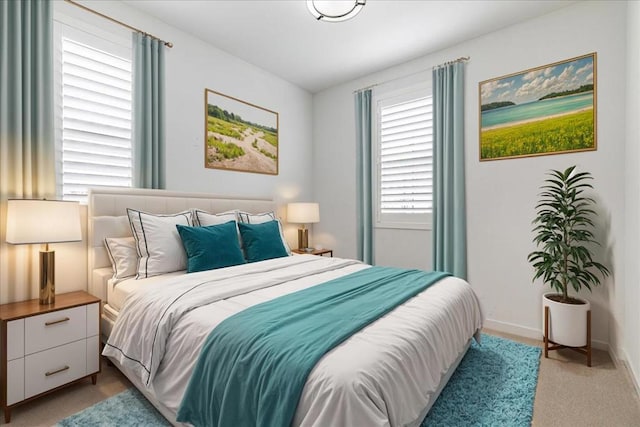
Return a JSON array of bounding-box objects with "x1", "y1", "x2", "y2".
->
[
  {"x1": 479, "y1": 53, "x2": 596, "y2": 161},
  {"x1": 204, "y1": 89, "x2": 279, "y2": 175}
]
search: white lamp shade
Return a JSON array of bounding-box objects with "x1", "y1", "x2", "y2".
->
[
  {"x1": 287, "y1": 202, "x2": 320, "y2": 224},
  {"x1": 6, "y1": 199, "x2": 82, "y2": 244}
]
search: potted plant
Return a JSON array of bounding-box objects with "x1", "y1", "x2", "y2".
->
[{"x1": 527, "y1": 165, "x2": 609, "y2": 353}]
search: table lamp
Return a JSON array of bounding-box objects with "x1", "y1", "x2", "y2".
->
[
  {"x1": 287, "y1": 202, "x2": 320, "y2": 251},
  {"x1": 5, "y1": 199, "x2": 82, "y2": 305}
]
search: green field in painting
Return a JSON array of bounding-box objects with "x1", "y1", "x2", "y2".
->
[
  {"x1": 207, "y1": 116, "x2": 244, "y2": 139},
  {"x1": 207, "y1": 136, "x2": 244, "y2": 161},
  {"x1": 480, "y1": 110, "x2": 594, "y2": 160},
  {"x1": 262, "y1": 131, "x2": 278, "y2": 147}
]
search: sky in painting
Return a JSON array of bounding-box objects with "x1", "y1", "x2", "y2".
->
[
  {"x1": 207, "y1": 91, "x2": 277, "y2": 128},
  {"x1": 480, "y1": 55, "x2": 594, "y2": 106}
]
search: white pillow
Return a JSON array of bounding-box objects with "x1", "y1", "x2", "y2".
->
[
  {"x1": 236, "y1": 211, "x2": 271, "y2": 224},
  {"x1": 104, "y1": 236, "x2": 137, "y2": 283},
  {"x1": 194, "y1": 209, "x2": 237, "y2": 226},
  {"x1": 236, "y1": 211, "x2": 291, "y2": 255},
  {"x1": 127, "y1": 209, "x2": 193, "y2": 278}
]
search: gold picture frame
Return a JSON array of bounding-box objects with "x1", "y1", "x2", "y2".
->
[
  {"x1": 204, "y1": 89, "x2": 279, "y2": 175},
  {"x1": 479, "y1": 53, "x2": 597, "y2": 161}
]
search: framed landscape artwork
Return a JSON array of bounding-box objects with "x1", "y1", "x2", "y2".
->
[
  {"x1": 204, "y1": 89, "x2": 279, "y2": 174},
  {"x1": 479, "y1": 53, "x2": 596, "y2": 161}
]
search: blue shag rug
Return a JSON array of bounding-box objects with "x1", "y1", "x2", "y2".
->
[
  {"x1": 54, "y1": 388, "x2": 170, "y2": 427},
  {"x1": 56, "y1": 334, "x2": 540, "y2": 427},
  {"x1": 422, "y1": 334, "x2": 541, "y2": 426}
]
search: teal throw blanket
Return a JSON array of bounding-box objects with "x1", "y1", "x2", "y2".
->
[{"x1": 176, "y1": 266, "x2": 450, "y2": 427}]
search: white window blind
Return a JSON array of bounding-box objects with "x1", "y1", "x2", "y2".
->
[
  {"x1": 60, "y1": 36, "x2": 132, "y2": 202},
  {"x1": 378, "y1": 95, "x2": 433, "y2": 224}
]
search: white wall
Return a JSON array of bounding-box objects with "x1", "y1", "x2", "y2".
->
[
  {"x1": 313, "y1": 1, "x2": 627, "y2": 353},
  {"x1": 0, "y1": 0, "x2": 314, "y2": 304},
  {"x1": 624, "y1": 0, "x2": 640, "y2": 390},
  {"x1": 60, "y1": 0, "x2": 314, "y2": 203}
]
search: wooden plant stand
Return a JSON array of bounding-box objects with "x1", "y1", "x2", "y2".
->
[{"x1": 543, "y1": 306, "x2": 591, "y2": 367}]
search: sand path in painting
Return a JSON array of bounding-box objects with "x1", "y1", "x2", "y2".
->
[
  {"x1": 207, "y1": 128, "x2": 277, "y2": 174},
  {"x1": 481, "y1": 106, "x2": 593, "y2": 131}
]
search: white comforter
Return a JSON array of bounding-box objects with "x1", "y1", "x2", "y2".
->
[{"x1": 103, "y1": 255, "x2": 483, "y2": 427}]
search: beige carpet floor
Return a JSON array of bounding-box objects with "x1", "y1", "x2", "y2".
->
[{"x1": 4, "y1": 331, "x2": 639, "y2": 426}]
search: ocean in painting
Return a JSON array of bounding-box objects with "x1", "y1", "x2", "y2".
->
[{"x1": 481, "y1": 92, "x2": 593, "y2": 129}]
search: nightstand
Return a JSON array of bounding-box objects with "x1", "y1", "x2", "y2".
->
[
  {"x1": 0, "y1": 291, "x2": 101, "y2": 423},
  {"x1": 292, "y1": 248, "x2": 333, "y2": 257}
]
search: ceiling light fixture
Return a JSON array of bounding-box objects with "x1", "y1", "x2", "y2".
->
[{"x1": 307, "y1": 0, "x2": 366, "y2": 22}]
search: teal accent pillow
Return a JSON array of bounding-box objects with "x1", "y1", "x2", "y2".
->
[
  {"x1": 238, "y1": 221, "x2": 289, "y2": 263},
  {"x1": 176, "y1": 221, "x2": 246, "y2": 273}
]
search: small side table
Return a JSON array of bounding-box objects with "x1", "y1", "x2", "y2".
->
[
  {"x1": 292, "y1": 248, "x2": 333, "y2": 257},
  {"x1": 0, "y1": 291, "x2": 101, "y2": 423}
]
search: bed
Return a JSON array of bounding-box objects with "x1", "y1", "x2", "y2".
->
[{"x1": 88, "y1": 187, "x2": 483, "y2": 427}]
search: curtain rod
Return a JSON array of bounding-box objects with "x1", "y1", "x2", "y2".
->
[
  {"x1": 434, "y1": 56, "x2": 470, "y2": 69},
  {"x1": 353, "y1": 56, "x2": 470, "y2": 93},
  {"x1": 64, "y1": 0, "x2": 173, "y2": 48}
]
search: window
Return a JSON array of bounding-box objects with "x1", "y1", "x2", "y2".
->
[
  {"x1": 54, "y1": 23, "x2": 132, "y2": 202},
  {"x1": 374, "y1": 87, "x2": 433, "y2": 229}
]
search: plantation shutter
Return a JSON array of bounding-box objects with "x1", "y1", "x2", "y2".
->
[
  {"x1": 60, "y1": 37, "x2": 132, "y2": 202},
  {"x1": 379, "y1": 96, "x2": 433, "y2": 215}
]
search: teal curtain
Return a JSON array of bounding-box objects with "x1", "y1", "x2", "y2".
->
[
  {"x1": 0, "y1": 0, "x2": 56, "y2": 303},
  {"x1": 0, "y1": 0, "x2": 55, "y2": 199},
  {"x1": 133, "y1": 33, "x2": 165, "y2": 189},
  {"x1": 432, "y1": 62, "x2": 466, "y2": 279},
  {"x1": 355, "y1": 89, "x2": 373, "y2": 264}
]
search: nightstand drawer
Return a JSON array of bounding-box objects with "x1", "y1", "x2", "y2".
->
[
  {"x1": 6, "y1": 359, "x2": 24, "y2": 406},
  {"x1": 24, "y1": 339, "x2": 86, "y2": 399},
  {"x1": 1, "y1": 291, "x2": 101, "y2": 423},
  {"x1": 87, "y1": 303, "x2": 99, "y2": 337},
  {"x1": 7, "y1": 319, "x2": 24, "y2": 360},
  {"x1": 25, "y1": 306, "x2": 86, "y2": 355},
  {"x1": 86, "y1": 335, "x2": 100, "y2": 374}
]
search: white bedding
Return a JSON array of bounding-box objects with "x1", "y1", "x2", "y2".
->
[
  {"x1": 103, "y1": 255, "x2": 483, "y2": 427},
  {"x1": 107, "y1": 271, "x2": 186, "y2": 312}
]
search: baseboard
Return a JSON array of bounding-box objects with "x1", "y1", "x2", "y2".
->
[
  {"x1": 619, "y1": 348, "x2": 640, "y2": 398},
  {"x1": 483, "y1": 319, "x2": 540, "y2": 340},
  {"x1": 608, "y1": 344, "x2": 623, "y2": 367},
  {"x1": 483, "y1": 318, "x2": 609, "y2": 351}
]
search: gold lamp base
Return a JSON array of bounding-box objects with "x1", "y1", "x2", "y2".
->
[
  {"x1": 40, "y1": 250, "x2": 55, "y2": 305},
  {"x1": 297, "y1": 227, "x2": 309, "y2": 251}
]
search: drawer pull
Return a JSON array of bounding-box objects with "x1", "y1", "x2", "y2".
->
[
  {"x1": 45, "y1": 317, "x2": 70, "y2": 326},
  {"x1": 45, "y1": 366, "x2": 70, "y2": 377}
]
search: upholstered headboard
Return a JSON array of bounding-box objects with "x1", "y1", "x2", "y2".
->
[{"x1": 87, "y1": 187, "x2": 277, "y2": 302}]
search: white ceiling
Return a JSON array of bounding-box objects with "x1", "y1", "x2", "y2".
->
[{"x1": 123, "y1": 0, "x2": 576, "y2": 93}]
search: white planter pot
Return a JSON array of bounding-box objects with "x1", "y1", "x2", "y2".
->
[{"x1": 542, "y1": 293, "x2": 590, "y2": 347}]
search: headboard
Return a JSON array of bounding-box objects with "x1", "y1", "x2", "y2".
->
[{"x1": 87, "y1": 187, "x2": 277, "y2": 302}]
